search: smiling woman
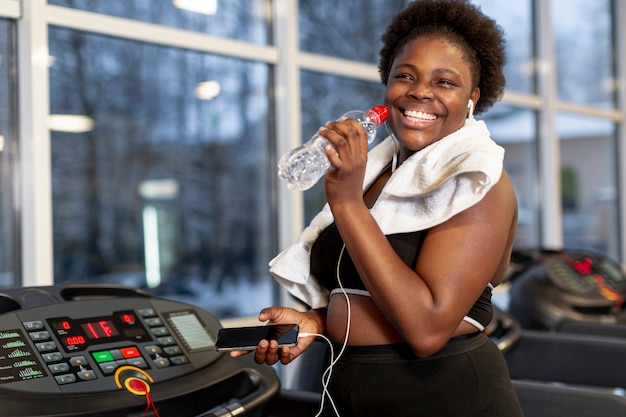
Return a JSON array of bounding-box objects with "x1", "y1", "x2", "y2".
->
[
  {"x1": 383, "y1": 35, "x2": 481, "y2": 161},
  {"x1": 243, "y1": 0, "x2": 523, "y2": 416}
]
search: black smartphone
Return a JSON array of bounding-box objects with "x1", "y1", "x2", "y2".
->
[{"x1": 214, "y1": 324, "x2": 299, "y2": 351}]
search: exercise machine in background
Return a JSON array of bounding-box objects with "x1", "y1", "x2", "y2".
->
[
  {"x1": 507, "y1": 248, "x2": 626, "y2": 334},
  {"x1": 501, "y1": 248, "x2": 626, "y2": 417}
]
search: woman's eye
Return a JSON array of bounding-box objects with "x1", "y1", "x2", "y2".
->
[{"x1": 438, "y1": 79, "x2": 455, "y2": 87}]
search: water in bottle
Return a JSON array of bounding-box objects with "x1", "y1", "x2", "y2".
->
[{"x1": 277, "y1": 105, "x2": 389, "y2": 191}]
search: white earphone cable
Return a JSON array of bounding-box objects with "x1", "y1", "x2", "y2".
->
[{"x1": 299, "y1": 243, "x2": 350, "y2": 417}]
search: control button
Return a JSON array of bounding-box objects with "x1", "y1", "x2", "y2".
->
[
  {"x1": 49, "y1": 363, "x2": 70, "y2": 374},
  {"x1": 157, "y1": 336, "x2": 175, "y2": 346},
  {"x1": 144, "y1": 345, "x2": 162, "y2": 355},
  {"x1": 77, "y1": 369, "x2": 97, "y2": 381},
  {"x1": 138, "y1": 308, "x2": 157, "y2": 317},
  {"x1": 121, "y1": 346, "x2": 141, "y2": 358},
  {"x1": 150, "y1": 327, "x2": 169, "y2": 337},
  {"x1": 144, "y1": 317, "x2": 163, "y2": 327},
  {"x1": 69, "y1": 356, "x2": 88, "y2": 367},
  {"x1": 98, "y1": 361, "x2": 118, "y2": 374},
  {"x1": 164, "y1": 346, "x2": 182, "y2": 356},
  {"x1": 109, "y1": 349, "x2": 124, "y2": 360},
  {"x1": 35, "y1": 341, "x2": 57, "y2": 352},
  {"x1": 170, "y1": 355, "x2": 189, "y2": 365},
  {"x1": 55, "y1": 374, "x2": 77, "y2": 385},
  {"x1": 153, "y1": 357, "x2": 170, "y2": 368},
  {"x1": 22, "y1": 320, "x2": 44, "y2": 331},
  {"x1": 92, "y1": 350, "x2": 115, "y2": 363},
  {"x1": 126, "y1": 357, "x2": 148, "y2": 368},
  {"x1": 42, "y1": 352, "x2": 63, "y2": 363},
  {"x1": 29, "y1": 331, "x2": 50, "y2": 341},
  {"x1": 116, "y1": 359, "x2": 128, "y2": 367}
]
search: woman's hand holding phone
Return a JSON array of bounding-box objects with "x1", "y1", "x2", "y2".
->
[
  {"x1": 215, "y1": 323, "x2": 300, "y2": 351},
  {"x1": 228, "y1": 306, "x2": 327, "y2": 366}
]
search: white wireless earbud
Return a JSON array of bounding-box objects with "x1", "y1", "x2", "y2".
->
[{"x1": 467, "y1": 99, "x2": 475, "y2": 120}]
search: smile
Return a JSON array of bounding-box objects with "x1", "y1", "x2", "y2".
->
[{"x1": 404, "y1": 109, "x2": 438, "y2": 122}]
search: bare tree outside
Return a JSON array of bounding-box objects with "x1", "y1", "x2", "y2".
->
[{"x1": 49, "y1": 2, "x2": 272, "y2": 317}]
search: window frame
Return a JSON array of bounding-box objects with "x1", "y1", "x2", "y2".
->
[{"x1": 0, "y1": 0, "x2": 624, "y2": 288}]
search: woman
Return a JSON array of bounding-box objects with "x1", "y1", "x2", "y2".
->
[{"x1": 234, "y1": 0, "x2": 523, "y2": 415}]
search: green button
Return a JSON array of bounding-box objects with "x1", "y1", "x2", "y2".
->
[{"x1": 92, "y1": 350, "x2": 114, "y2": 363}]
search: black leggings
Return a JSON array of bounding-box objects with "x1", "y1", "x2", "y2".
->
[{"x1": 319, "y1": 332, "x2": 524, "y2": 417}]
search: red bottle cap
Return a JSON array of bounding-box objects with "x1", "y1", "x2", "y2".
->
[{"x1": 368, "y1": 105, "x2": 389, "y2": 125}]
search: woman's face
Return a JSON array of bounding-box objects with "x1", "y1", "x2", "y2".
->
[{"x1": 384, "y1": 35, "x2": 479, "y2": 154}]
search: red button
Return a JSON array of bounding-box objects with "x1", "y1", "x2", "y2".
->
[
  {"x1": 128, "y1": 378, "x2": 148, "y2": 394},
  {"x1": 121, "y1": 347, "x2": 140, "y2": 358}
]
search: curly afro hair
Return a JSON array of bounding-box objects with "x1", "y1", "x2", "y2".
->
[{"x1": 378, "y1": 0, "x2": 506, "y2": 114}]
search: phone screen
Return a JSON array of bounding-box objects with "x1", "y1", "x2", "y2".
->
[{"x1": 214, "y1": 324, "x2": 299, "y2": 351}]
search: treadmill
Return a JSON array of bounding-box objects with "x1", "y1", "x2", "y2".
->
[
  {"x1": 507, "y1": 248, "x2": 626, "y2": 334},
  {"x1": 0, "y1": 284, "x2": 280, "y2": 417},
  {"x1": 501, "y1": 249, "x2": 626, "y2": 416}
]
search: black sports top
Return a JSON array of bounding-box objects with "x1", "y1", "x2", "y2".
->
[{"x1": 310, "y1": 222, "x2": 494, "y2": 330}]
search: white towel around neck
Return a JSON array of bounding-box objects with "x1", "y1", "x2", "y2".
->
[{"x1": 269, "y1": 117, "x2": 504, "y2": 308}]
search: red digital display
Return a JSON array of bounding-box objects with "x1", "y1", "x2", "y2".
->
[
  {"x1": 52, "y1": 320, "x2": 72, "y2": 331},
  {"x1": 573, "y1": 257, "x2": 593, "y2": 275},
  {"x1": 82, "y1": 320, "x2": 119, "y2": 339},
  {"x1": 121, "y1": 313, "x2": 136, "y2": 324},
  {"x1": 65, "y1": 335, "x2": 86, "y2": 346},
  {"x1": 47, "y1": 310, "x2": 149, "y2": 352}
]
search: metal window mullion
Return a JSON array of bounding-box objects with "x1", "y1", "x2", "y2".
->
[
  {"x1": 18, "y1": 0, "x2": 54, "y2": 286},
  {"x1": 535, "y1": 0, "x2": 563, "y2": 249},
  {"x1": 614, "y1": 0, "x2": 626, "y2": 263},
  {"x1": 0, "y1": 0, "x2": 20, "y2": 18},
  {"x1": 45, "y1": 4, "x2": 279, "y2": 64},
  {"x1": 271, "y1": 0, "x2": 305, "y2": 390},
  {"x1": 298, "y1": 51, "x2": 379, "y2": 82},
  {"x1": 272, "y1": 0, "x2": 304, "y2": 301}
]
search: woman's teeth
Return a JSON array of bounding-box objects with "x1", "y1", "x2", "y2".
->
[{"x1": 404, "y1": 110, "x2": 437, "y2": 122}]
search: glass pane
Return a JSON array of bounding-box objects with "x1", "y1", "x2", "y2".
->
[
  {"x1": 552, "y1": 0, "x2": 614, "y2": 108},
  {"x1": 49, "y1": 27, "x2": 273, "y2": 318},
  {"x1": 0, "y1": 19, "x2": 17, "y2": 287},
  {"x1": 558, "y1": 112, "x2": 618, "y2": 258},
  {"x1": 299, "y1": 0, "x2": 407, "y2": 64},
  {"x1": 299, "y1": 71, "x2": 386, "y2": 222},
  {"x1": 300, "y1": 0, "x2": 534, "y2": 94},
  {"x1": 474, "y1": 0, "x2": 534, "y2": 94},
  {"x1": 482, "y1": 104, "x2": 540, "y2": 248},
  {"x1": 48, "y1": 0, "x2": 269, "y2": 45}
]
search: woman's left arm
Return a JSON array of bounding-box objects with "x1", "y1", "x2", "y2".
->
[
  {"x1": 331, "y1": 171, "x2": 517, "y2": 357},
  {"x1": 321, "y1": 116, "x2": 517, "y2": 357}
]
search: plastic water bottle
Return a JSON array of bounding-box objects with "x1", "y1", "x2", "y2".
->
[{"x1": 277, "y1": 105, "x2": 389, "y2": 191}]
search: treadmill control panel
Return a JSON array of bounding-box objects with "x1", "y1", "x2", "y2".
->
[
  {"x1": 0, "y1": 297, "x2": 223, "y2": 394},
  {"x1": 544, "y1": 251, "x2": 626, "y2": 307}
]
